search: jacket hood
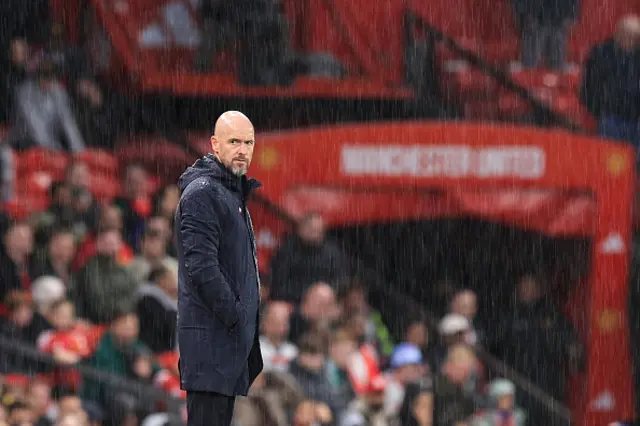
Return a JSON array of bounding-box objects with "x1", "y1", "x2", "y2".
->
[{"x1": 178, "y1": 154, "x2": 261, "y2": 194}]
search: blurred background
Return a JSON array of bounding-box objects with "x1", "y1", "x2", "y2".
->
[{"x1": 0, "y1": 0, "x2": 639, "y2": 425}]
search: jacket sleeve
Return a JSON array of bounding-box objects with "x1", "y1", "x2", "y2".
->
[{"x1": 178, "y1": 188, "x2": 241, "y2": 328}]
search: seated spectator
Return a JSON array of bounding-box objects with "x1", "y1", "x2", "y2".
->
[
  {"x1": 113, "y1": 164, "x2": 153, "y2": 251},
  {"x1": 259, "y1": 301, "x2": 298, "y2": 372},
  {"x1": 384, "y1": 343, "x2": 427, "y2": 418},
  {"x1": 54, "y1": 388, "x2": 91, "y2": 425},
  {"x1": 429, "y1": 314, "x2": 473, "y2": 371},
  {"x1": 581, "y1": 15, "x2": 640, "y2": 150},
  {"x1": 7, "y1": 59, "x2": 86, "y2": 153},
  {"x1": 30, "y1": 275, "x2": 66, "y2": 340},
  {"x1": 71, "y1": 227, "x2": 139, "y2": 324},
  {"x1": 471, "y1": 379, "x2": 525, "y2": 426},
  {"x1": 450, "y1": 290, "x2": 482, "y2": 345},
  {"x1": 339, "y1": 281, "x2": 394, "y2": 360},
  {"x1": 232, "y1": 370, "x2": 304, "y2": 426},
  {"x1": 326, "y1": 329, "x2": 358, "y2": 401},
  {"x1": 34, "y1": 182, "x2": 75, "y2": 240},
  {"x1": 136, "y1": 264, "x2": 178, "y2": 353},
  {"x1": 288, "y1": 333, "x2": 345, "y2": 420},
  {"x1": 404, "y1": 319, "x2": 430, "y2": 361},
  {"x1": 0, "y1": 291, "x2": 41, "y2": 374},
  {"x1": 30, "y1": 227, "x2": 76, "y2": 285},
  {"x1": 288, "y1": 282, "x2": 341, "y2": 345},
  {"x1": 433, "y1": 344, "x2": 478, "y2": 426},
  {"x1": 514, "y1": 0, "x2": 578, "y2": 70},
  {"x1": 0, "y1": 221, "x2": 34, "y2": 310},
  {"x1": 397, "y1": 378, "x2": 434, "y2": 426},
  {"x1": 7, "y1": 400, "x2": 34, "y2": 425},
  {"x1": 339, "y1": 315, "x2": 383, "y2": 395},
  {"x1": 27, "y1": 379, "x2": 55, "y2": 425},
  {"x1": 64, "y1": 161, "x2": 100, "y2": 236},
  {"x1": 270, "y1": 212, "x2": 348, "y2": 303},
  {"x1": 127, "y1": 218, "x2": 176, "y2": 283},
  {"x1": 73, "y1": 205, "x2": 134, "y2": 271},
  {"x1": 340, "y1": 375, "x2": 391, "y2": 426}
]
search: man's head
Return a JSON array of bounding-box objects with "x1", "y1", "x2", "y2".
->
[
  {"x1": 28, "y1": 380, "x2": 51, "y2": 417},
  {"x1": 301, "y1": 282, "x2": 340, "y2": 323},
  {"x1": 31, "y1": 276, "x2": 66, "y2": 314},
  {"x1": 338, "y1": 280, "x2": 369, "y2": 316},
  {"x1": 50, "y1": 299, "x2": 75, "y2": 331},
  {"x1": 7, "y1": 400, "x2": 33, "y2": 425},
  {"x1": 210, "y1": 111, "x2": 255, "y2": 176},
  {"x1": 297, "y1": 212, "x2": 325, "y2": 245},
  {"x1": 2, "y1": 220, "x2": 33, "y2": 263},
  {"x1": 123, "y1": 164, "x2": 148, "y2": 199},
  {"x1": 329, "y1": 328, "x2": 357, "y2": 368},
  {"x1": 141, "y1": 223, "x2": 167, "y2": 260},
  {"x1": 66, "y1": 161, "x2": 90, "y2": 191},
  {"x1": 517, "y1": 273, "x2": 543, "y2": 304},
  {"x1": 405, "y1": 319, "x2": 429, "y2": 349},
  {"x1": 390, "y1": 343, "x2": 426, "y2": 385},
  {"x1": 48, "y1": 228, "x2": 76, "y2": 266},
  {"x1": 10, "y1": 38, "x2": 28, "y2": 66},
  {"x1": 438, "y1": 314, "x2": 471, "y2": 346},
  {"x1": 6, "y1": 291, "x2": 33, "y2": 328},
  {"x1": 450, "y1": 290, "x2": 478, "y2": 321},
  {"x1": 442, "y1": 344, "x2": 478, "y2": 385},
  {"x1": 111, "y1": 309, "x2": 140, "y2": 347},
  {"x1": 95, "y1": 228, "x2": 122, "y2": 257},
  {"x1": 615, "y1": 14, "x2": 640, "y2": 50},
  {"x1": 261, "y1": 301, "x2": 292, "y2": 344},
  {"x1": 98, "y1": 205, "x2": 123, "y2": 231},
  {"x1": 296, "y1": 333, "x2": 326, "y2": 372}
]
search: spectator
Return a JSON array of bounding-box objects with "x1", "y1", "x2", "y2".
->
[
  {"x1": 0, "y1": 291, "x2": 40, "y2": 374},
  {"x1": 55, "y1": 389, "x2": 90, "y2": 425},
  {"x1": 8, "y1": 59, "x2": 86, "y2": 152},
  {"x1": 384, "y1": 343, "x2": 427, "y2": 418},
  {"x1": 427, "y1": 314, "x2": 472, "y2": 372},
  {"x1": 136, "y1": 264, "x2": 178, "y2": 353},
  {"x1": 30, "y1": 275, "x2": 65, "y2": 340},
  {"x1": 580, "y1": 15, "x2": 640, "y2": 149},
  {"x1": 7, "y1": 400, "x2": 34, "y2": 425},
  {"x1": 397, "y1": 379, "x2": 434, "y2": 426},
  {"x1": 490, "y1": 273, "x2": 583, "y2": 426},
  {"x1": 471, "y1": 379, "x2": 525, "y2": 426},
  {"x1": 114, "y1": 164, "x2": 152, "y2": 251},
  {"x1": 71, "y1": 227, "x2": 139, "y2": 324},
  {"x1": 259, "y1": 301, "x2": 298, "y2": 372},
  {"x1": 326, "y1": 329, "x2": 357, "y2": 401},
  {"x1": 1, "y1": 38, "x2": 30, "y2": 121},
  {"x1": 288, "y1": 282, "x2": 341, "y2": 345},
  {"x1": 73, "y1": 205, "x2": 134, "y2": 271},
  {"x1": 514, "y1": 0, "x2": 578, "y2": 70},
  {"x1": 433, "y1": 345, "x2": 477, "y2": 426},
  {"x1": 64, "y1": 161, "x2": 100, "y2": 235},
  {"x1": 338, "y1": 281, "x2": 394, "y2": 360},
  {"x1": 288, "y1": 333, "x2": 345, "y2": 420},
  {"x1": 152, "y1": 185, "x2": 180, "y2": 226},
  {"x1": 127, "y1": 218, "x2": 176, "y2": 283},
  {"x1": 28, "y1": 380, "x2": 55, "y2": 426},
  {"x1": 82, "y1": 309, "x2": 151, "y2": 418},
  {"x1": 270, "y1": 212, "x2": 349, "y2": 303},
  {"x1": 340, "y1": 375, "x2": 391, "y2": 426},
  {"x1": 30, "y1": 227, "x2": 76, "y2": 285},
  {"x1": 232, "y1": 370, "x2": 305, "y2": 426},
  {"x1": 0, "y1": 220, "x2": 34, "y2": 306},
  {"x1": 35, "y1": 182, "x2": 74, "y2": 240},
  {"x1": 404, "y1": 319, "x2": 430, "y2": 361},
  {"x1": 450, "y1": 290, "x2": 482, "y2": 345}
]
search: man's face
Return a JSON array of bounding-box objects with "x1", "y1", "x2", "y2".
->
[
  {"x1": 113, "y1": 314, "x2": 140, "y2": 346},
  {"x1": 49, "y1": 232, "x2": 76, "y2": 265},
  {"x1": 4, "y1": 224, "x2": 33, "y2": 259},
  {"x1": 67, "y1": 163, "x2": 90, "y2": 190},
  {"x1": 298, "y1": 215, "x2": 325, "y2": 244},
  {"x1": 100, "y1": 207, "x2": 123, "y2": 231},
  {"x1": 125, "y1": 167, "x2": 148, "y2": 198},
  {"x1": 210, "y1": 122, "x2": 255, "y2": 176},
  {"x1": 96, "y1": 231, "x2": 121, "y2": 256},
  {"x1": 263, "y1": 303, "x2": 290, "y2": 341}
]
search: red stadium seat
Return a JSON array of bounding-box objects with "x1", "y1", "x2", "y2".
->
[
  {"x1": 1, "y1": 195, "x2": 50, "y2": 219},
  {"x1": 17, "y1": 148, "x2": 69, "y2": 180},
  {"x1": 74, "y1": 149, "x2": 119, "y2": 176},
  {"x1": 17, "y1": 171, "x2": 55, "y2": 198}
]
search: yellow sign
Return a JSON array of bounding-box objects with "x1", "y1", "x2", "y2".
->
[
  {"x1": 606, "y1": 153, "x2": 627, "y2": 176},
  {"x1": 258, "y1": 147, "x2": 278, "y2": 170},
  {"x1": 598, "y1": 309, "x2": 621, "y2": 333}
]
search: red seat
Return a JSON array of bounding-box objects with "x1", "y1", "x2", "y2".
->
[
  {"x1": 1, "y1": 196, "x2": 50, "y2": 219},
  {"x1": 88, "y1": 174, "x2": 120, "y2": 202},
  {"x1": 74, "y1": 149, "x2": 119, "y2": 176},
  {"x1": 508, "y1": 69, "x2": 580, "y2": 93},
  {"x1": 17, "y1": 148, "x2": 69, "y2": 180},
  {"x1": 16, "y1": 171, "x2": 55, "y2": 198}
]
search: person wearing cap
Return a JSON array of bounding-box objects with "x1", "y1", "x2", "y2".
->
[
  {"x1": 471, "y1": 379, "x2": 525, "y2": 426},
  {"x1": 428, "y1": 314, "x2": 473, "y2": 372},
  {"x1": 340, "y1": 375, "x2": 391, "y2": 426},
  {"x1": 384, "y1": 343, "x2": 427, "y2": 418}
]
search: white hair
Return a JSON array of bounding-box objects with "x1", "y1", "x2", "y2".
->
[{"x1": 31, "y1": 275, "x2": 66, "y2": 311}]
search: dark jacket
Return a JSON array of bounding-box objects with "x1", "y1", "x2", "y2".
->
[
  {"x1": 176, "y1": 154, "x2": 263, "y2": 396},
  {"x1": 269, "y1": 236, "x2": 348, "y2": 303},
  {"x1": 580, "y1": 39, "x2": 640, "y2": 120},
  {"x1": 514, "y1": 0, "x2": 578, "y2": 25},
  {"x1": 136, "y1": 283, "x2": 177, "y2": 353},
  {"x1": 433, "y1": 373, "x2": 476, "y2": 426}
]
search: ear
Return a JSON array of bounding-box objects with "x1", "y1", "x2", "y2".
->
[{"x1": 210, "y1": 135, "x2": 219, "y2": 155}]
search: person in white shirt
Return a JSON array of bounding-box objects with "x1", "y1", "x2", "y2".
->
[{"x1": 259, "y1": 301, "x2": 298, "y2": 372}]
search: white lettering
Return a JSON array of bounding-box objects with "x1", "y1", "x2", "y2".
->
[{"x1": 341, "y1": 145, "x2": 546, "y2": 179}]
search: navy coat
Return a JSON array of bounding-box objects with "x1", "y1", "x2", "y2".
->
[{"x1": 175, "y1": 154, "x2": 263, "y2": 396}]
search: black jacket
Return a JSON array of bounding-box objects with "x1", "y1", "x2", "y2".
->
[
  {"x1": 137, "y1": 283, "x2": 177, "y2": 353},
  {"x1": 175, "y1": 154, "x2": 263, "y2": 396},
  {"x1": 580, "y1": 39, "x2": 640, "y2": 120}
]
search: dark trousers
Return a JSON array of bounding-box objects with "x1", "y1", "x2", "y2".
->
[{"x1": 186, "y1": 391, "x2": 236, "y2": 426}]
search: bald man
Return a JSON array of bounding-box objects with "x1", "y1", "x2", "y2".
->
[{"x1": 175, "y1": 111, "x2": 263, "y2": 425}]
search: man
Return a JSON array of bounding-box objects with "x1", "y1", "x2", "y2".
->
[
  {"x1": 580, "y1": 15, "x2": 640, "y2": 150},
  {"x1": 176, "y1": 111, "x2": 263, "y2": 426}
]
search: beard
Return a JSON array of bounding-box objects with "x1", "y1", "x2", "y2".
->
[{"x1": 230, "y1": 165, "x2": 248, "y2": 176}]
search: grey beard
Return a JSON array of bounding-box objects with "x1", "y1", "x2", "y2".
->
[{"x1": 231, "y1": 166, "x2": 247, "y2": 176}]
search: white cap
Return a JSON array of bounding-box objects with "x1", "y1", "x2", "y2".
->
[
  {"x1": 439, "y1": 314, "x2": 471, "y2": 335},
  {"x1": 31, "y1": 275, "x2": 66, "y2": 311}
]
